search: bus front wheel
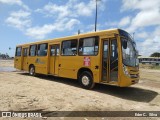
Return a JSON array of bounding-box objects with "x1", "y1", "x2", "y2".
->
[
  {"x1": 79, "y1": 71, "x2": 95, "y2": 89},
  {"x1": 29, "y1": 65, "x2": 35, "y2": 76}
]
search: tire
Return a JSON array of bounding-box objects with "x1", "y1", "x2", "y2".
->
[
  {"x1": 78, "y1": 71, "x2": 95, "y2": 89},
  {"x1": 29, "y1": 65, "x2": 35, "y2": 76}
]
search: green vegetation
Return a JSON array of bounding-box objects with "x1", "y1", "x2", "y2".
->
[
  {"x1": 0, "y1": 53, "x2": 10, "y2": 59},
  {"x1": 150, "y1": 52, "x2": 160, "y2": 57}
]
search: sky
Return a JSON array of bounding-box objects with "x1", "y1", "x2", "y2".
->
[{"x1": 0, "y1": 0, "x2": 160, "y2": 57}]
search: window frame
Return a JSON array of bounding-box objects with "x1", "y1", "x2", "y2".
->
[
  {"x1": 15, "y1": 47, "x2": 22, "y2": 57},
  {"x1": 50, "y1": 45, "x2": 60, "y2": 56},
  {"x1": 78, "y1": 36, "x2": 99, "y2": 56},
  {"x1": 61, "y1": 39, "x2": 78, "y2": 56},
  {"x1": 37, "y1": 43, "x2": 48, "y2": 56},
  {"x1": 29, "y1": 44, "x2": 37, "y2": 56},
  {"x1": 23, "y1": 48, "x2": 28, "y2": 57}
]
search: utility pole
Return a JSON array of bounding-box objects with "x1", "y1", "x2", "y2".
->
[{"x1": 95, "y1": 0, "x2": 101, "y2": 32}]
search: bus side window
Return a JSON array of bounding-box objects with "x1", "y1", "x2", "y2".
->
[
  {"x1": 29, "y1": 45, "x2": 37, "y2": 56},
  {"x1": 79, "y1": 36, "x2": 99, "y2": 56},
  {"x1": 16, "y1": 47, "x2": 22, "y2": 56},
  {"x1": 37, "y1": 43, "x2": 48, "y2": 56},
  {"x1": 61, "y1": 40, "x2": 77, "y2": 56}
]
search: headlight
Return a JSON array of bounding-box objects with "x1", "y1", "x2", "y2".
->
[{"x1": 123, "y1": 65, "x2": 130, "y2": 77}]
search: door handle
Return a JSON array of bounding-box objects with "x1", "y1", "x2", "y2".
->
[
  {"x1": 16, "y1": 59, "x2": 18, "y2": 61},
  {"x1": 59, "y1": 64, "x2": 61, "y2": 67}
]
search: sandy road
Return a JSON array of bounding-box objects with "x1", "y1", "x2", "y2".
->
[{"x1": 0, "y1": 60, "x2": 160, "y2": 120}]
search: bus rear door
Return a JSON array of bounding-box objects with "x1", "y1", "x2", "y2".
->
[{"x1": 49, "y1": 44, "x2": 60, "y2": 75}]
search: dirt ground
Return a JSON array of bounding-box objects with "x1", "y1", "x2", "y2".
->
[{"x1": 0, "y1": 60, "x2": 160, "y2": 120}]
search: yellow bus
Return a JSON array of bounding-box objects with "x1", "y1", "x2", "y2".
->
[{"x1": 14, "y1": 29, "x2": 139, "y2": 89}]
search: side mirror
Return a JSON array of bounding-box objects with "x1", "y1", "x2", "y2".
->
[{"x1": 122, "y1": 40, "x2": 127, "y2": 49}]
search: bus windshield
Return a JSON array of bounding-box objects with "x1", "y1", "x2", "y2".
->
[{"x1": 121, "y1": 37, "x2": 138, "y2": 67}]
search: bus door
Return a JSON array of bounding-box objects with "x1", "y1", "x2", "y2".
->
[
  {"x1": 101, "y1": 39, "x2": 118, "y2": 83},
  {"x1": 49, "y1": 44, "x2": 60, "y2": 75},
  {"x1": 22, "y1": 48, "x2": 28, "y2": 70},
  {"x1": 14, "y1": 47, "x2": 22, "y2": 70}
]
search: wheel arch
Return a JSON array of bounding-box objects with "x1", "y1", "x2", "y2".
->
[{"x1": 77, "y1": 67, "x2": 93, "y2": 79}]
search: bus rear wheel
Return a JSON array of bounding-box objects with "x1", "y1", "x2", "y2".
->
[
  {"x1": 79, "y1": 71, "x2": 95, "y2": 89},
  {"x1": 29, "y1": 65, "x2": 35, "y2": 76}
]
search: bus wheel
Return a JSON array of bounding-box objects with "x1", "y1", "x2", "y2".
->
[
  {"x1": 29, "y1": 65, "x2": 35, "y2": 76},
  {"x1": 79, "y1": 71, "x2": 95, "y2": 89}
]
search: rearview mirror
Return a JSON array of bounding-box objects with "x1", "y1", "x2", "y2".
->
[{"x1": 122, "y1": 40, "x2": 127, "y2": 49}]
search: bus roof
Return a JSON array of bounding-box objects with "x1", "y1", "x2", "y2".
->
[{"x1": 16, "y1": 28, "x2": 123, "y2": 47}]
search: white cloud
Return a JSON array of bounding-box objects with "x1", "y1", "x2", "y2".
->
[
  {"x1": 120, "y1": 0, "x2": 160, "y2": 56},
  {"x1": 136, "y1": 25, "x2": 160, "y2": 56},
  {"x1": 119, "y1": 16, "x2": 131, "y2": 27},
  {"x1": 121, "y1": 0, "x2": 160, "y2": 11},
  {"x1": 0, "y1": 0, "x2": 30, "y2": 10},
  {"x1": 127, "y1": 8, "x2": 160, "y2": 32},
  {"x1": 5, "y1": 10, "x2": 31, "y2": 30},
  {"x1": 121, "y1": 0, "x2": 160, "y2": 32},
  {"x1": 36, "y1": 2, "x2": 71, "y2": 19},
  {"x1": 136, "y1": 31, "x2": 148, "y2": 39},
  {"x1": 35, "y1": 0, "x2": 107, "y2": 19},
  {"x1": 29, "y1": 0, "x2": 106, "y2": 39},
  {"x1": 74, "y1": 0, "x2": 95, "y2": 16},
  {"x1": 138, "y1": 36, "x2": 160, "y2": 56},
  {"x1": 25, "y1": 19, "x2": 80, "y2": 39},
  {"x1": 0, "y1": 0, "x2": 22, "y2": 5},
  {"x1": 25, "y1": 24, "x2": 55, "y2": 40}
]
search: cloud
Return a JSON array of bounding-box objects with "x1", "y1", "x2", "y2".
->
[
  {"x1": 25, "y1": 19, "x2": 80, "y2": 39},
  {"x1": 5, "y1": 10, "x2": 31, "y2": 30},
  {"x1": 0, "y1": 0, "x2": 30, "y2": 10},
  {"x1": 121, "y1": 0, "x2": 160, "y2": 32},
  {"x1": 120, "y1": 0, "x2": 160, "y2": 56},
  {"x1": 127, "y1": 9, "x2": 160, "y2": 32},
  {"x1": 0, "y1": 0, "x2": 22, "y2": 5},
  {"x1": 136, "y1": 31, "x2": 148, "y2": 39},
  {"x1": 35, "y1": 2, "x2": 71, "y2": 19},
  {"x1": 138, "y1": 36, "x2": 160, "y2": 56},
  {"x1": 119, "y1": 16, "x2": 131, "y2": 27},
  {"x1": 25, "y1": 0, "x2": 107, "y2": 39},
  {"x1": 136, "y1": 25, "x2": 160, "y2": 56},
  {"x1": 35, "y1": 0, "x2": 107, "y2": 19},
  {"x1": 121, "y1": 0, "x2": 160, "y2": 11}
]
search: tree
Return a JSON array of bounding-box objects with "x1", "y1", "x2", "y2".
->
[{"x1": 150, "y1": 52, "x2": 160, "y2": 57}]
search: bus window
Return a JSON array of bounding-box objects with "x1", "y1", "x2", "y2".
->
[
  {"x1": 79, "y1": 36, "x2": 99, "y2": 55},
  {"x1": 23, "y1": 48, "x2": 28, "y2": 56},
  {"x1": 61, "y1": 40, "x2": 77, "y2": 56},
  {"x1": 29, "y1": 45, "x2": 37, "y2": 56},
  {"x1": 37, "y1": 43, "x2": 48, "y2": 56},
  {"x1": 50, "y1": 45, "x2": 59, "y2": 56},
  {"x1": 50, "y1": 46, "x2": 56, "y2": 56},
  {"x1": 16, "y1": 47, "x2": 22, "y2": 56}
]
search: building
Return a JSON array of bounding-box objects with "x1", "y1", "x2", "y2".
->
[{"x1": 138, "y1": 56, "x2": 160, "y2": 66}]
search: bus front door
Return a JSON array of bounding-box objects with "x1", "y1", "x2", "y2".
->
[
  {"x1": 102, "y1": 39, "x2": 118, "y2": 83},
  {"x1": 49, "y1": 44, "x2": 60, "y2": 75}
]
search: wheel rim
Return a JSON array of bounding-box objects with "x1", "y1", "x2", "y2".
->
[
  {"x1": 82, "y1": 76, "x2": 90, "y2": 86},
  {"x1": 30, "y1": 67, "x2": 34, "y2": 75}
]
